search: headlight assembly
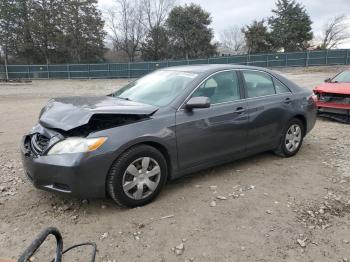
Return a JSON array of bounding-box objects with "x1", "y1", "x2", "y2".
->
[{"x1": 47, "y1": 137, "x2": 107, "y2": 155}]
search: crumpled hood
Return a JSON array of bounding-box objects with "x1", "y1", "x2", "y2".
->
[{"x1": 39, "y1": 96, "x2": 159, "y2": 131}]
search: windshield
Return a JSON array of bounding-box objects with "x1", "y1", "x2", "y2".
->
[
  {"x1": 332, "y1": 70, "x2": 350, "y2": 83},
  {"x1": 112, "y1": 70, "x2": 198, "y2": 107}
]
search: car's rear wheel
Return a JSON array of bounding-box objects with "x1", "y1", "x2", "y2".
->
[
  {"x1": 274, "y1": 118, "x2": 304, "y2": 157},
  {"x1": 107, "y1": 145, "x2": 167, "y2": 207}
]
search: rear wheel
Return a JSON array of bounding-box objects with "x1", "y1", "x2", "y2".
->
[
  {"x1": 107, "y1": 145, "x2": 167, "y2": 207},
  {"x1": 274, "y1": 118, "x2": 304, "y2": 157}
]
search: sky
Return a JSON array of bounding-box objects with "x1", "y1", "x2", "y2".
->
[{"x1": 98, "y1": 0, "x2": 350, "y2": 48}]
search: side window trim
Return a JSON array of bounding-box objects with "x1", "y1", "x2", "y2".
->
[{"x1": 178, "y1": 68, "x2": 292, "y2": 111}]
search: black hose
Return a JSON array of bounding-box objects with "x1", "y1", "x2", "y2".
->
[
  {"x1": 18, "y1": 227, "x2": 63, "y2": 262},
  {"x1": 50, "y1": 242, "x2": 97, "y2": 262},
  {"x1": 17, "y1": 227, "x2": 96, "y2": 262}
]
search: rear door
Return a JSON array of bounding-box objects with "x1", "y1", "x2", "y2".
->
[
  {"x1": 175, "y1": 70, "x2": 249, "y2": 170},
  {"x1": 240, "y1": 70, "x2": 293, "y2": 151}
]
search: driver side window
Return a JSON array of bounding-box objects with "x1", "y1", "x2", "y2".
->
[{"x1": 191, "y1": 71, "x2": 240, "y2": 104}]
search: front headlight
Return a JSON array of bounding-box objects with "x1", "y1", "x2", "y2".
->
[{"x1": 47, "y1": 137, "x2": 107, "y2": 155}]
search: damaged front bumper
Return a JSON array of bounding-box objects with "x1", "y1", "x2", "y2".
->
[
  {"x1": 20, "y1": 128, "x2": 113, "y2": 198},
  {"x1": 315, "y1": 93, "x2": 350, "y2": 124},
  {"x1": 317, "y1": 102, "x2": 350, "y2": 124}
]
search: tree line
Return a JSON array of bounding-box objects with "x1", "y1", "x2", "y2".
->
[
  {"x1": 0, "y1": 0, "x2": 105, "y2": 64},
  {"x1": 0, "y1": 0, "x2": 349, "y2": 65}
]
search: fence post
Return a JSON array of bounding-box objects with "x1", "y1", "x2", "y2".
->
[
  {"x1": 47, "y1": 64, "x2": 50, "y2": 79},
  {"x1": 306, "y1": 51, "x2": 310, "y2": 67},
  {"x1": 266, "y1": 55, "x2": 269, "y2": 67},
  {"x1": 108, "y1": 63, "x2": 111, "y2": 78},
  {"x1": 285, "y1": 54, "x2": 288, "y2": 67},
  {"x1": 346, "y1": 50, "x2": 349, "y2": 65},
  {"x1": 88, "y1": 64, "x2": 90, "y2": 79},
  {"x1": 67, "y1": 64, "x2": 70, "y2": 79},
  {"x1": 207, "y1": 58, "x2": 210, "y2": 64},
  {"x1": 325, "y1": 49, "x2": 329, "y2": 65},
  {"x1": 4, "y1": 59, "x2": 9, "y2": 81},
  {"x1": 128, "y1": 62, "x2": 131, "y2": 78},
  {"x1": 27, "y1": 65, "x2": 30, "y2": 80}
]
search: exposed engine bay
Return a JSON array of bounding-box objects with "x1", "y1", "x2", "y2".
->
[
  {"x1": 24, "y1": 114, "x2": 149, "y2": 157},
  {"x1": 64, "y1": 114, "x2": 148, "y2": 136}
]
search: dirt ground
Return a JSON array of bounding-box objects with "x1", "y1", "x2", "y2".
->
[{"x1": 0, "y1": 66, "x2": 349, "y2": 262}]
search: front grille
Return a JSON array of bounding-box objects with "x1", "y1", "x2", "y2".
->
[
  {"x1": 319, "y1": 93, "x2": 350, "y2": 104},
  {"x1": 30, "y1": 133, "x2": 50, "y2": 155}
]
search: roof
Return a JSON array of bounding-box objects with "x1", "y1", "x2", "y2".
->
[{"x1": 163, "y1": 64, "x2": 269, "y2": 74}]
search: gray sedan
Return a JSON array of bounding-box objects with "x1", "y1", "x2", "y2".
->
[{"x1": 21, "y1": 65, "x2": 317, "y2": 207}]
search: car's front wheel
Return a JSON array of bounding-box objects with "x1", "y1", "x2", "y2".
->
[
  {"x1": 107, "y1": 145, "x2": 167, "y2": 207},
  {"x1": 274, "y1": 118, "x2": 304, "y2": 157}
]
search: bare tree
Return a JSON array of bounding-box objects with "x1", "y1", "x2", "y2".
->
[
  {"x1": 219, "y1": 26, "x2": 246, "y2": 55},
  {"x1": 319, "y1": 15, "x2": 350, "y2": 49},
  {"x1": 141, "y1": 0, "x2": 175, "y2": 30},
  {"x1": 105, "y1": 0, "x2": 145, "y2": 62}
]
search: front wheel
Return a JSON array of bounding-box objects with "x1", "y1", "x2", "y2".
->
[
  {"x1": 107, "y1": 145, "x2": 167, "y2": 207},
  {"x1": 274, "y1": 118, "x2": 304, "y2": 157}
]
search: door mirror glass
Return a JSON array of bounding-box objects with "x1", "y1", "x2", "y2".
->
[
  {"x1": 185, "y1": 96, "x2": 210, "y2": 110},
  {"x1": 324, "y1": 78, "x2": 331, "y2": 83}
]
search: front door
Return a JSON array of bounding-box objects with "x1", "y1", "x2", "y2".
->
[{"x1": 175, "y1": 70, "x2": 249, "y2": 170}]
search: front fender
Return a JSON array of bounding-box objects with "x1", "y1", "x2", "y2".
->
[{"x1": 90, "y1": 115, "x2": 178, "y2": 179}]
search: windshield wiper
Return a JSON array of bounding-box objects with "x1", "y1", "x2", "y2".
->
[{"x1": 116, "y1": 96, "x2": 130, "y2": 101}]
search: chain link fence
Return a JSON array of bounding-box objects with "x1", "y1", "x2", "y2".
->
[{"x1": 1, "y1": 49, "x2": 349, "y2": 80}]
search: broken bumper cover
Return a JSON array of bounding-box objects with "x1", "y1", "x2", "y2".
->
[
  {"x1": 316, "y1": 101, "x2": 350, "y2": 124},
  {"x1": 20, "y1": 136, "x2": 111, "y2": 198}
]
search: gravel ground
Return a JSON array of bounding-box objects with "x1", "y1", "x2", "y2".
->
[{"x1": 0, "y1": 66, "x2": 349, "y2": 262}]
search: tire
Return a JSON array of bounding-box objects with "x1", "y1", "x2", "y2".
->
[
  {"x1": 107, "y1": 145, "x2": 167, "y2": 207},
  {"x1": 274, "y1": 118, "x2": 304, "y2": 157}
]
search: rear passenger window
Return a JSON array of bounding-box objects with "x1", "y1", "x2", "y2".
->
[
  {"x1": 273, "y1": 78, "x2": 291, "y2": 94},
  {"x1": 242, "y1": 71, "x2": 276, "y2": 98}
]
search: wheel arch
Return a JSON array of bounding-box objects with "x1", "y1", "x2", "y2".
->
[
  {"x1": 109, "y1": 138, "x2": 175, "y2": 182},
  {"x1": 139, "y1": 141, "x2": 172, "y2": 180},
  {"x1": 292, "y1": 114, "x2": 307, "y2": 136}
]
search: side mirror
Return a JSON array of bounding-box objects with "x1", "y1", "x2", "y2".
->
[
  {"x1": 324, "y1": 78, "x2": 331, "y2": 83},
  {"x1": 185, "y1": 96, "x2": 210, "y2": 110}
]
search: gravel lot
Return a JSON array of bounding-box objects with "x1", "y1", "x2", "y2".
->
[{"x1": 0, "y1": 66, "x2": 349, "y2": 262}]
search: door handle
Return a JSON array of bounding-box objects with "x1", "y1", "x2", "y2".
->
[
  {"x1": 235, "y1": 107, "x2": 245, "y2": 114},
  {"x1": 284, "y1": 98, "x2": 292, "y2": 104}
]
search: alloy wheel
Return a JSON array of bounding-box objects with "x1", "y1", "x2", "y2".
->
[
  {"x1": 285, "y1": 124, "x2": 302, "y2": 153},
  {"x1": 122, "y1": 157, "x2": 161, "y2": 200}
]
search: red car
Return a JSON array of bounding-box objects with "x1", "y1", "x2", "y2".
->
[{"x1": 313, "y1": 68, "x2": 350, "y2": 123}]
